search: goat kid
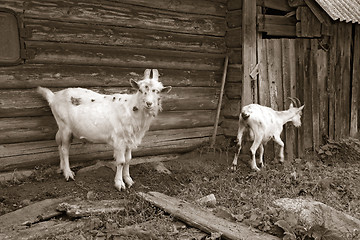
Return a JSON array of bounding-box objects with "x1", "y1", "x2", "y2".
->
[
  {"x1": 231, "y1": 98, "x2": 304, "y2": 171},
  {"x1": 37, "y1": 69, "x2": 171, "y2": 191}
]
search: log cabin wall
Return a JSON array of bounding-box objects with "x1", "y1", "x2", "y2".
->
[{"x1": 0, "y1": 0, "x2": 227, "y2": 171}]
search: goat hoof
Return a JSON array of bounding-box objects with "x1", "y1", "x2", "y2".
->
[
  {"x1": 114, "y1": 181, "x2": 126, "y2": 191},
  {"x1": 251, "y1": 166, "x2": 261, "y2": 172},
  {"x1": 64, "y1": 170, "x2": 75, "y2": 181},
  {"x1": 124, "y1": 177, "x2": 134, "y2": 188}
]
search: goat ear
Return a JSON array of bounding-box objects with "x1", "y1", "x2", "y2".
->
[
  {"x1": 161, "y1": 86, "x2": 172, "y2": 93},
  {"x1": 130, "y1": 79, "x2": 139, "y2": 90},
  {"x1": 297, "y1": 105, "x2": 305, "y2": 112},
  {"x1": 152, "y1": 69, "x2": 159, "y2": 80},
  {"x1": 143, "y1": 69, "x2": 151, "y2": 79}
]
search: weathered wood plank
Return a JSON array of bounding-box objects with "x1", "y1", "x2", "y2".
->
[
  {"x1": 226, "y1": 10, "x2": 242, "y2": 28},
  {"x1": 350, "y1": 25, "x2": 360, "y2": 137},
  {"x1": 225, "y1": 83, "x2": 242, "y2": 99},
  {"x1": 0, "y1": 110, "x2": 217, "y2": 144},
  {"x1": 258, "y1": 39, "x2": 270, "y2": 106},
  {"x1": 112, "y1": 0, "x2": 227, "y2": 16},
  {"x1": 25, "y1": 19, "x2": 226, "y2": 54},
  {"x1": 242, "y1": 0, "x2": 257, "y2": 106},
  {"x1": 25, "y1": 41, "x2": 224, "y2": 71},
  {"x1": 282, "y1": 39, "x2": 294, "y2": 160},
  {"x1": 0, "y1": 87, "x2": 219, "y2": 117},
  {"x1": 222, "y1": 118, "x2": 238, "y2": 137},
  {"x1": 138, "y1": 191, "x2": 280, "y2": 240},
  {"x1": 266, "y1": 39, "x2": 282, "y2": 110},
  {"x1": 0, "y1": 197, "x2": 70, "y2": 232},
  {"x1": 328, "y1": 24, "x2": 337, "y2": 140},
  {"x1": 296, "y1": 7, "x2": 321, "y2": 37},
  {"x1": 0, "y1": 127, "x2": 214, "y2": 171},
  {"x1": 257, "y1": 15, "x2": 297, "y2": 37},
  {"x1": 310, "y1": 39, "x2": 320, "y2": 149},
  {"x1": 0, "y1": 64, "x2": 221, "y2": 89},
  {"x1": 222, "y1": 99, "x2": 241, "y2": 119},
  {"x1": 295, "y1": 39, "x2": 306, "y2": 157},
  {"x1": 317, "y1": 44, "x2": 328, "y2": 143},
  {"x1": 257, "y1": 0, "x2": 293, "y2": 12},
  {"x1": 227, "y1": 0, "x2": 243, "y2": 11},
  {"x1": 228, "y1": 48, "x2": 242, "y2": 64},
  {"x1": 225, "y1": 28, "x2": 242, "y2": 48},
  {"x1": 9, "y1": 0, "x2": 226, "y2": 36},
  {"x1": 227, "y1": 64, "x2": 242, "y2": 83}
]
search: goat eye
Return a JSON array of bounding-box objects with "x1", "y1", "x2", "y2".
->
[{"x1": 152, "y1": 89, "x2": 155, "y2": 92}]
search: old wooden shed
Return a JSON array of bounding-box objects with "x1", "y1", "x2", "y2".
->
[
  {"x1": 223, "y1": 0, "x2": 360, "y2": 160},
  {"x1": 0, "y1": 0, "x2": 359, "y2": 172}
]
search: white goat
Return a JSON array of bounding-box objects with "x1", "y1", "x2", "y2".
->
[
  {"x1": 37, "y1": 69, "x2": 171, "y2": 191},
  {"x1": 231, "y1": 98, "x2": 304, "y2": 171}
]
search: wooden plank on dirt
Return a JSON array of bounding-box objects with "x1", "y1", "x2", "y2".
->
[
  {"x1": 138, "y1": 191, "x2": 280, "y2": 240},
  {"x1": 25, "y1": 41, "x2": 224, "y2": 71},
  {"x1": 242, "y1": 0, "x2": 257, "y2": 106},
  {"x1": 0, "y1": 64, "x2": 221, "y2": 89},
  {"x1": 57, "y1": 200, "x2": 127, "y2": 218},
  {"x1": 350, "y1": 25, "x2": 360, "y2": 137},
  {"x1": 26, "y1": 19, "x2": 225, "y2": 54},
  {"x1": 0, "y1": 127, "x2": 215, "y2": 171},
  {"x1": 0, "y1": 197, "x2": 70, "y2": 232}
]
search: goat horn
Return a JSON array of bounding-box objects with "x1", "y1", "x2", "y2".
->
[
  {"x1": 287, "y1": 97, "x2": 298, "y2": 107},
  {"x1": 294, "y1": 97, "x2": 301, "y2": 107},
  {"x1": 152, "y1": 69, "x2": 159, "y2": 80},
  {"x1": 144, "y1": 69, "x2": 151, "y2": 79}
]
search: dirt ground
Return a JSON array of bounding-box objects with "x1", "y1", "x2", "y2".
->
[{"x1": 1, "y1": 139, "x2": 360, "y2": 239}]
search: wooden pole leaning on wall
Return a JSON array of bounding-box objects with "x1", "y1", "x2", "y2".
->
[{"x1": 210, "y1": 56, "x2": 229, "y2": 148}]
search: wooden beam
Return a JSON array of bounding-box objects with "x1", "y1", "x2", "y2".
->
[
  {"x1": 138, "y1": 191, "x2": 280, "y2": 240},
  {"x1": 304, "y1": 0, "x2": 332, "y2": 25},
  {"x1": 350, "y1": 25, "x2": 360, "y2": 137},
  {"x1": 242, "y1": 0, "x2": 257, "y2": 106},
  {"x1": 257, "y1": 0, "x2": 293, "y2": 12}
]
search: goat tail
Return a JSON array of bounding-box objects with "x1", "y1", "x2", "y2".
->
[
  {"x1": 37, "y1": 86, "x2": 54, "y2": 104},
  {"x1": 241, "y1": 111, "x2": 250, "y2": 120}
]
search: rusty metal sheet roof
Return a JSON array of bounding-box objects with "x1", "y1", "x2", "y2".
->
[{"x1": 314, "y1": 0, "x2": 360, "y2": 24}]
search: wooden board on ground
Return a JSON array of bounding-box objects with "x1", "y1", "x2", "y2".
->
[
  {"x1": 0, "y1": 197, "x2": 70, "y2": 232},
  {"x1": 137, "y1": 191, "x2": 280, "y2": 240}
]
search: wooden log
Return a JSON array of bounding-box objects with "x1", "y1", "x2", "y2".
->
[
  {"x1": 25, "y1": 41, "x2": 224, "y2": 71},
  {"x1": 0, "y1": 64, "x2": 221, "y2": 89},
  {"x1": 0, "y1": 87, "x2": 219, "y2": 117},
  {"x1": 257, "y1": 0, "x2": 293, "y2": 12},
  {"x1": 0, "y1": 110, "x2": 217, "y2": 144},
  {"x1": 350, "y1": 25, "x2": 360, "y2": 137},
  {"x1": 225, "y1": 28, "x2": 242, "y2": 48},
  {"x1": 138, "y1": 191, "x2": 280, "y2": 240},
  {"x1": 226, "y1": 10, "x2": 242, "y2": 28},
  {"x1": 288, "y1": 0, "x2": 306, "y2": 7},
  {"x1": 0, "y1": 127, "x2": 214, "y2": 171},
  {"x1": 304, "y1": 0, "x2": 332, "y2": 25},
  {"x1": 227, "y1": 64, "x2": 242, "y2": 83},
  {"x1": 242, "y1": 0, "x2": 257, "y2": 106},
  {"x1": 228, "y1": 48, "x2": 242, "y2": 64},
  {"x1": 25, "y1": 19, "x2": 226, "y2": 54},
  {"x1": 0, "y1": 0, "x2": 226, "y2": 36},
  {"x1": 225, "y1": 83, "x2": 241, "y2": 99},
  {"x1": 222, "y1": 99, "x2": 241, "y2": 119},
  {"x1": 110, "y1": 0, "x2": 227, "y2": 17},
  {"x1": 227, "y1": 0, "x2": 243, "y2": 11},
  {"x1": 222, "y1": 119, "x2": 238, "y2": 137}
]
